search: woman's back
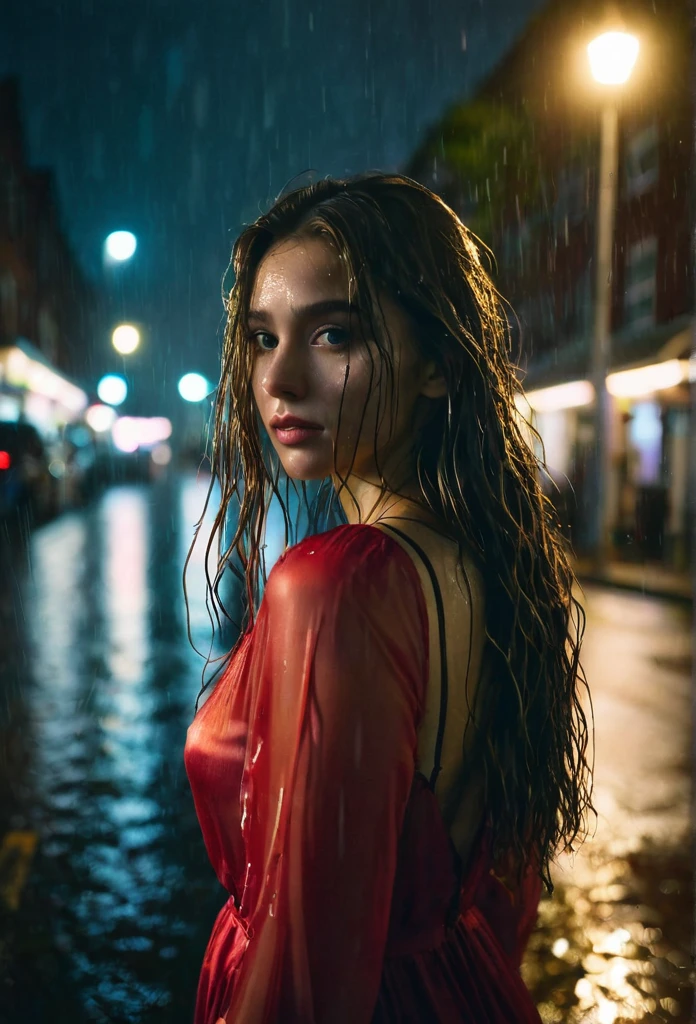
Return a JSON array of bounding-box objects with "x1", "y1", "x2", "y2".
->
[{"x1": 372, "y1": 514, "x2": 490, "y2": 875}]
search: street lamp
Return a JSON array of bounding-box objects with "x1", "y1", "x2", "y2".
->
[
  {"x1": 112, "y1": 323, "x2": 140, "y2": 355},
  {"x1": 587, "y1": 27, "x2": 639, "y2": 572},
  {"x1": 97, "y1": 373, "x2": 128, "y2": 407},
  {"x1": 104, "y1": 231, "x2": 137, "y2": 263},
  {"x1": 587, "y1": 31, "x2": 639, "y2": 86},
  {"x1": 178, "y1": 373, "x2": 210, "y2": 403}
]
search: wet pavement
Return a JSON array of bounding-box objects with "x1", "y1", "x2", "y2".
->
[
  {"x1": 0, "y1": 475, "x2": 692, "y2": 1023},
  {"x1": 523, "y1": 584, "x2": 693, "y2": 1022}
]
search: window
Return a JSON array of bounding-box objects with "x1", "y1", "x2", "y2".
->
[
  {"x1": 625, "y1": 122, "x2": 659, "y2": 197},
  {"x1": 629, "y1": 400, "x2": 662, "y2": 485},
  {"x1": 624, "y1": 237, "x2": 657, "y2": 333}
]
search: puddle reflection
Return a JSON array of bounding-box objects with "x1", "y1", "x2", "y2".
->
[{"x1": 523, "y1": 587, "x2": 692, "y2": 1023}]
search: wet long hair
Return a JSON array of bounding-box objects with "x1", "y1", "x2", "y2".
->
[{"x1": 190, "y1": 172, "x2": 595, "y2": 896}]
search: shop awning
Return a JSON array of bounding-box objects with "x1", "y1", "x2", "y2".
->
[
  {"x1": 520, "y1": 315, "x2": 693, "y2": 391},
  {"x1": 0, "y1": 338, "x2": 87, "y2": 419}
]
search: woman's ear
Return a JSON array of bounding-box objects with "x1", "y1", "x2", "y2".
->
[{"x1": 420, "y1": 360, "x2": 448, "y2": 399}]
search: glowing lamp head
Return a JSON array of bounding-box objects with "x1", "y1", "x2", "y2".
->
[
  {"x1": 178, "y1": 372, "x2": 210, "y2": 403},
  {"x1": 587, "y1": 31, "x2": 639, "y2": 86},
  {"x1": 112, "y1": 324, "x2": 140, "y2": 355},
  {"x1": 97, "y1": 374, "x2": 128, "y2": 407},
  {"x1": 105, "y1": 231, "x2": 137, "y2": 262}
]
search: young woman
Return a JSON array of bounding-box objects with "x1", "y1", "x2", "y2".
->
[{"x1": 184, "y1": 173, "x2": 594, "y2": 1023}]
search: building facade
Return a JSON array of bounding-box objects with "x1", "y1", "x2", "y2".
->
[
  {"x1": 0, "y1": 77, "x2": 93, "y2": 434},
  {"x1": 407, "y1": 0, "x2": 692, "y2": 571}
]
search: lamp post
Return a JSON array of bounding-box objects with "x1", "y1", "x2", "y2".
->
[{"x1": 586, "y1": 28, "x2": 639, "y2": 572}]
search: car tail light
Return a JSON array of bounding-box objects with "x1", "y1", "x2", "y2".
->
[{"x1": 0, "y1": 451, "x2": 11, "y2": 470}]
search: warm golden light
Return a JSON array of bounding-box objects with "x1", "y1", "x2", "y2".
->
[
  {"x1": 112, "y1": 324, "x2": 140, "y2": 355},
  {"x1": 587, "y1": 31, "x2": 639, "y2": 86},
  {"x1": 518, "y1": 380, "x2": 594, "y2": 413},
  {"x1": 606, "y1": 359, "x2": 688, "y2": 398},
  {"x1": 0, "y1": 344, "x2": 87, "y2": 414}
]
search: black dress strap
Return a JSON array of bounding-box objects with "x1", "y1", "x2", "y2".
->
[{"x1": 378, "y1": 522, "x2": 448, "y2": 794}]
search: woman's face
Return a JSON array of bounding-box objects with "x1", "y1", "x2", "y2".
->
[{"x1": 248, "y1": 233, "x2": 438, "y2": 484}]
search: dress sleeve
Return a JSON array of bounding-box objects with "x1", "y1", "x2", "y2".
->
[{"x1": 221, "y1": 526, "x2": 428, "y2": 1023}]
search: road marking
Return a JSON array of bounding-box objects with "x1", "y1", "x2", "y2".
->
[{"x1": 0, "y1": 831, "x2": 38, "y2": 911}]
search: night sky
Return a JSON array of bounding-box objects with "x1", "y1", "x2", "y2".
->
[{"x1": 2, "y1": 0, "x2": 544, "y2": 414}]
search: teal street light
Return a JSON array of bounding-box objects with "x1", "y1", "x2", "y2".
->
[
  {"x1": 104, "y1": 231, "x2": 137, "y2": 263},
  {"x1": 97, "y1": 373, "x2": 128, "y2": 407},
  {"x1": 178, "y1": 373, "x2": 210, "y2": 403}
]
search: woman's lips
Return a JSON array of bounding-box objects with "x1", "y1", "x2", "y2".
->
[{"x1": 273, "y1": 425, "x2": 324, "y2": 446}]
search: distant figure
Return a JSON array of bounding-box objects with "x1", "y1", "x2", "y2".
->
[{"x1": 184, "y1": 174, "x2": 594, "y2": 1022}]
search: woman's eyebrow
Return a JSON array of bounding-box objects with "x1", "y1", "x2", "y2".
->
[{"x1": 247, "y1": 299, "x2": 358, "y2": 324}]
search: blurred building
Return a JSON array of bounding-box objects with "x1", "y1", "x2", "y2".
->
[
  {"x1": 406, "y1": 0, "x2": 692, "y2": 572},
  {"x1": 0, "y1": 77, "x2": 92, "y2": 435}
]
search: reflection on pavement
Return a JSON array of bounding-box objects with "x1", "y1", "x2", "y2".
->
[{"x1": 523, "y1": 587, "x2": 693, "y2": 1023}]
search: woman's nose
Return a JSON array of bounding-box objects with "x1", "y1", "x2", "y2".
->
[{"x1": 258, "y1": 342, "x2": 309, "y2": 400}]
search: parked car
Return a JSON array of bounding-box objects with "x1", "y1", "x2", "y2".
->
[{"x1": 0, "y1": 421, "x2": 57, "y2": 525}]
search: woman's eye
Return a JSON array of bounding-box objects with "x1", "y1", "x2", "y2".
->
[
  {"x1": 315, "y1": 327, "x2": 348, "y2": 347},
  {"x1": 249, "y1": 327, "x2": 348, "y2": 351},
  {"x1": 252, "y1": 332, "x2": 277, "y2": 351}
]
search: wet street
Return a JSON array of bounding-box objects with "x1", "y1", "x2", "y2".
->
[{"x1": 0, "y1": 475, "x2": 692, "y2": 1024}]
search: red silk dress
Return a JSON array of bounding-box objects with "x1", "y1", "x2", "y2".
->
[{"x1": 184, "y1": 523, "x2": 543, "y2": 1023}]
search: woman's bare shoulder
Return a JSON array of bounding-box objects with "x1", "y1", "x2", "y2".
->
[{"x1": 370, "y1": 514, "x2": 486, "y2": 606}]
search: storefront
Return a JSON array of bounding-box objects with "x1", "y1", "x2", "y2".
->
[
  {"x1": 0, "y1": 338, "x2": 87, "y2": 436},
  {"x1": 521, "y1": 346, "x2": 692, "y2": 570}
]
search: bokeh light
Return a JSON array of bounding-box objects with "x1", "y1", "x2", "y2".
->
[
  {"x1": 105, "y1": 230, "x2": 137, "y2": 261},
  {"x1": 587, "y1": 31, "x2": 639, "y2": 86},
  {"x1": 178, "y1": 372, "x2": 209, "y2": 403},
  {"x1": 85, "y1": 403, "x2": 118, "y2": 432},
  {"x1": 97, "y1": 374, "x2": 128, "y2": 407},
  {"x1": 112, "y1": 324, "x2": 140, "y2": 355},
  {"x1": 151, "y1": 443, "x2": 172, "y2": 466},
  {"x1": 112, "y1": 416, "x2": 172, "y2": 452}
]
